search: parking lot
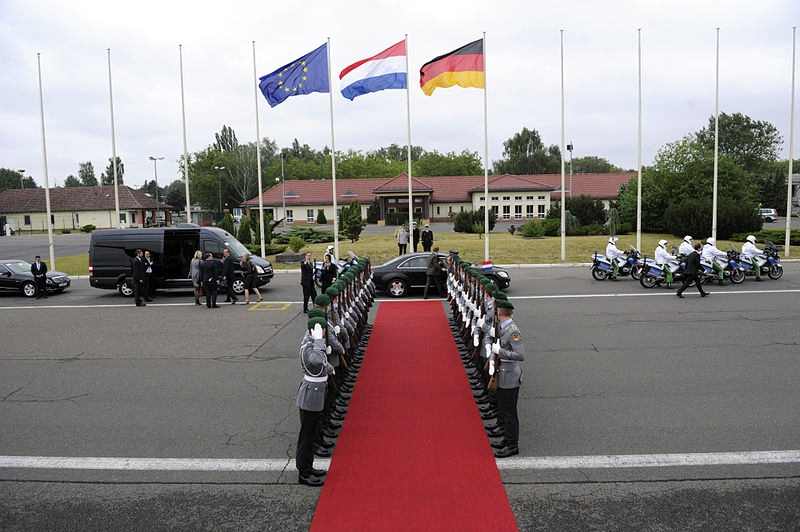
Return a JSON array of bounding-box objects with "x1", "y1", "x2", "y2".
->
[{"x1": 2, "y1": 263, "x2": 800, "y2": 529}]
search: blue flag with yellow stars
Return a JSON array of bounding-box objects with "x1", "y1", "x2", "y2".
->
[{"x1": 259, "y1": 43, "x2": 329, "y2": 107}]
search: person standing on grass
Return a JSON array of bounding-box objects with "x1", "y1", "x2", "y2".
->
[
  {"x1": 412, "y1": 223, "x2": 420, "y2": 253},
  {"x1": 396, "y1": 225, "x2": 409, "y2": 255},
  {"x1": 190, "y1": 250, "x2": 203, "y2": 306},
  {"x1": 240, "y1": 254, "x2": 262, "y2": 304},
  {"x1": 492, "y1": 299, "x2": 525, "y2": 458},
  {"x1": 222, "y1": 248, "x2": 238, "y2": 304},
  {"x1": 31, "y1": 255, "x2": 48, "y2": 299},
  {"x1": 131, "y1": 249, "x2": 146, "y2": 307},
  {"x1": 421, "y1": 224, "x2": 434, "y2": 252},
  {"x1": 301, "y1": 252, "x2": 317, "y2": 313},
  {"x1": 423, "y1": 247, "x2": 444, "y2": 299},
  {"x1": 677, "y1": 242, "x2": 710, "y2": 299}
]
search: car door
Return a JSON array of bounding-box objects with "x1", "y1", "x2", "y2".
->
[
  {"x1": 398, "y1": 255, "x2": 431, "y2": 287},
  {"x1": 0, "y1": 264, "x2": 15, "y2": 291}
]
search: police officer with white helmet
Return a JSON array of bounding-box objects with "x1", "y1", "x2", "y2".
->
[{"x1": 741, "y1": 235, "x2": 765, "y2": 281}]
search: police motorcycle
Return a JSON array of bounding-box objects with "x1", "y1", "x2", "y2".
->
[
  {"x1": 739, "y1": 240, "x2": 784, "y2": 280},
  {"x1": 699, "y1": 249, "x2": 745, "y2": 285},
  {"x1": 591, "y1": 247, "x2": 643, "y2": 281},
  {"x1": 639, "y1": 255, "x2": 689, "y2": 288}
]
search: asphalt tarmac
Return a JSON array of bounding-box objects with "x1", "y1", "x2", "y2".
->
[{"x1": 1, "y1": 265, "x2": 799, "y2": 530}]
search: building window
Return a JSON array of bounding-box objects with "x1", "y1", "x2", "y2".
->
[
  {"x1": 448, "y1": 206, "x2": 453, "y2": 214},
  {"x1": 24, "y1": 215, "x2": 31, "y2": 225},
  {"x1": 460, "y1": 206, "x2": 464, "y2": 212},
  {"x1": 479, "y1": 196, "x2": 485, "y2": 201},
  {"x1": 50, "y1": 214, "x2": 55, "y2": 225},
  {"x1": 526, "y1": 195, "x2": 534, "y2": 200},
  {"x1": 502, "y1": 196, "x2": 510, "y2": 201},
  {"x1": 538, "y1": 205, "x2": 546, "y2": 218},
  {"x1": 119, "y1": 213, "x2": 127, "y2": 224},
  {"x1": 502, "y1": 205, "x2": 510, "y2": 219},
  {"x1": 436, "y1": 206, "x2": 440, "y2": 215},
  {"x1": 514, "y1": 205, "x2": 522, "y2": 219},
  {"x1": 491, "y1": 196, "x2": 498, "y2": 201},
  {"x1": 538, "y1": 195, "x2": 545, "y2": 200},
  {"x1": 74, "y1": 213, "x2": 79, "y2": 224},
  {"x1": 388, "y1": 207, "x2": 396, "y2": 214},
  {"x1": 286, "y1": 209, "x2": 294, "y2": 223},
  {"x1": 307, "y1": 209, "x2": 314, "y2": 223},
  {"x1": 490, "y1": 205, "x2": 498, "y2": 215},
  {"x1": 514, "y1": 196, "x2": 522, "y2": 201},
  {"x1": 526, "y1": 205, "x2": 534, "y2": 218}
]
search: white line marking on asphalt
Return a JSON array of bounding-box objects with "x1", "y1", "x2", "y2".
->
[
  {"x1": 2, "y1": 450, "x2": 799, "y2": 472},
  {"x1": 0, "y1": 288, "x2": 798, "y2": 311}
]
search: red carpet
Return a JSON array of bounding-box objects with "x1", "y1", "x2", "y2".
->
[{"x1": 310, "y1": 301, "x2": 518, "y2": 531}]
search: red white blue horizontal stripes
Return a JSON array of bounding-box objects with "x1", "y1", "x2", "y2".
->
[{"x1": 339, "y1": 40, "x2": 407, "y2": 101}]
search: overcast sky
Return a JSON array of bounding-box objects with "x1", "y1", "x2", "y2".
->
[{"x1": 2, "y1": 0, "x2": 799, "y2": 189}]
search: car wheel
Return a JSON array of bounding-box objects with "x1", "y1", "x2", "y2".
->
[
  {"x1": 118, "y1": 279, "x2": 134, "y2": 297},
  {"x1": 387, "y1": 278, "x2": 407, "y2": 298},
  {"x1": 232, "y1": 279, "x2": 245, "y2": 295},
  {"x1": 22, "y1": 282, "x2": 37, "y2": 298}
]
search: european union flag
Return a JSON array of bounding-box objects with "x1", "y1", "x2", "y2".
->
[{"x1": 259, "y1": 43, "x2": 329, "y2": 107}]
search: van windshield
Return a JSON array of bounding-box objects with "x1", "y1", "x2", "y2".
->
[{"x1": 224, "y1": 237, "x2": 249, "y2": 258}]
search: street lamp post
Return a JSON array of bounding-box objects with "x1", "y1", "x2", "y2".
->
[
  {"x1": 566, "y1": 142, "x2": 574, "y2": 198},
  {"x1": 213, "y1": 165, "x2": 226, "y2": 218},
  {"x1": 148, "y1": 156, "x2": 164, "y2": 226}
]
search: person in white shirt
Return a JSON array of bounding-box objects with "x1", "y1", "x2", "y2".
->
[
  {"x1": 740, "y1": 235, "x2": 765, "y2": 281},
  {"x1": 605, "y1": 237, "x2": 626, "y2": 278},
  {"x1": 701, "y1": 237, "x2": 727, "y2": 279},
  {"x1": 678, "y1": 236, "x2": 694, "y2": 257},
  {"x1": 654, "y1": 239, "x2": 677, "y2": 286}
]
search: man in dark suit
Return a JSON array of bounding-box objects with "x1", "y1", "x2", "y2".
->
[
  {"x1": 677, "y1": 242, "x2": 709, "y2": 298},
  {"x1": 31, "y1": 255, "x2": 48, "y2": 299},
  {"x1": 412, "y1": 224, "x2": 420, "y2": 253},
  {"x1": 421, "y1": 224, "x2": 434, "y2": 252},
  {"x1": 131, "y1": 249, "x2": 146, "y2": 306},
  {"x1": 143, "y1": 250, "x2": 155, "y2": 302},
  {"x1": 423, "y1": 247, "x2": 444, "y2": 299},
  {"x1": 222, "y1": 248, "x2": 238, "y2": 304},
  {"x1": 201, "y1": 252, "x2": 221, "y2": 308},
  {"x1": 300, "y1": 252, "x2": 317, "y2": 314}
]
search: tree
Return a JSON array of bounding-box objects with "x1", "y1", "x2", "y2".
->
[
  {"x1": 565, "y1": 195, "x2": 607, "y2": 226},
  {"x1": 453, "y1": 207, "x2": 497, "y2": 233},
  {"x1": 165, "y1": 180, "x2": 187, "y2": 212},
  {"x1": 493, "y1": 127, "x2": 561, "y2": 174},
  {"x1": 237, "y1": 214, "x2": 252, "y2": 245},
  {"x1": 695, "y1": 112, "x2": 782, "y2": 174},
  {"x1": 101, "y1": 156, "x2": 124, "y2": 185},
  {"x1": 339, "y1": 202, "x2": 365, "y2": 242},
  {"x1": 64, "y1": 175, "x2": 81, "y2": 187},
  {"x1": 571, "y1": 156, "x2": 621, "y2": 173},
  {"x1": 0, "y1": 168, "x2": 36, "y2": 191},
  {"x1": 316, "y1": 209, "x2": 327, "y2": 224},
  {"x1": 79, "y1": 162, "x2": 98, "y2": 186},
  {"x1": 219, "y1": 212, "x2": 235, "y2": 234}
]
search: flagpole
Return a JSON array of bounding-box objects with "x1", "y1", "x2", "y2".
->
[
  {"x1": 405, "y1": 34, "x2": 414, "y2": 249},
  {"x1": 636, "y1": 28, "x2": 643, "y2": 251},
  {"x1": 107, "y1": 48, "x2": 121, "y2": 228},
  {"x1": 36, "y1": 53, "x2": 55, "y2": 271},
  {"x1": 560, "y1": 30, "x2": 566, "y2": 262},
  {"x1": 326, "y1": 37, "x2": 340, "y2": 260},
  {"x1": 179, "y1": 44, "x2": 192, "y2": 224},
  {"x1": 252, "y1": 40, "x2": 266, "y2": 258},
  {"x1": 786, "y1": 26, "x2": 796, "y2": 258},
  {"x1": 483, "y1": 31, "x2": 490, "y2": 261},
  {"x1": 712, "y1": 27, "x2": 720, "y2": 241}
]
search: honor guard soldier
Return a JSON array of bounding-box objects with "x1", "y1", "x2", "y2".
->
[
  {"x1": 296, "y1": 317, "x2": 334, "y2": 486},
  {"x1": 491, "y1": 298, "x2": 525, "y2": 458}
]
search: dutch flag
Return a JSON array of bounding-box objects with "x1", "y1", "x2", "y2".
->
[{"x1": 339, "y1": 40, "x2": 407, "y2": 100}]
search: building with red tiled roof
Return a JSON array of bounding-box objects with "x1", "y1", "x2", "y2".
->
[
  {"x1": 242, "y1": 172, "x2": 631, "y2": 224},
  {"x1": 0, "y1": 186, "x2": 171, "y2": 232}
]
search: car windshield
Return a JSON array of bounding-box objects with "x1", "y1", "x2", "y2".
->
[{"x1": 5, "y1": 261, "x2": 31, "y2": 274}]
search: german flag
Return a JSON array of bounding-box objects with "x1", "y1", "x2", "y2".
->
[{"x1": 420, "y1": 39, "x2": 484, "y2": 96}]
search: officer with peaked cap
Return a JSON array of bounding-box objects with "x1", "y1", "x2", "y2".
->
[{"x1": 491, "y1": 298, "x2": 525, "y2": 458}]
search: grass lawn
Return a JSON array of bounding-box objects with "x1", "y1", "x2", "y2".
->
[{"x1": 54, "y1": 233, "x2": 742, "y2": 275}]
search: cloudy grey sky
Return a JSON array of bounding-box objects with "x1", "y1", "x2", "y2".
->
[{"x1": 2, "y1": 0, "x2": 799, "y2": 189}]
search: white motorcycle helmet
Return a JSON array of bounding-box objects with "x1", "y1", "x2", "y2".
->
[
  {"x1": 746, "y1": 235, "x2": 757, "y2": 244},
  {"x1": 683, "y1": 235, "x2": 693, "y2": 244},
  {"x1": 706, "y1": 237, "x2": 716, "y2": 246},
  {"x1": 658, "y1": 239, "x2": 668, "y2": 248},
  {"x1": 608, "y1": 236, "x2": 618, "y2": 244}
]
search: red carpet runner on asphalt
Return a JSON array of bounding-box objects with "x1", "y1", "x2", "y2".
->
[{"x1": 310, "y1": 301, "x2": 518, "y2": 531}]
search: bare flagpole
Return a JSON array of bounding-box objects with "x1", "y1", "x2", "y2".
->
[
  {"x1": 711, "y1": 28, "x2": 720, "y2": 241},
  {"x1": 560, "y1": 30, "x2": 566, "y2": 261},
  {"x1": 482, "y1": 31, "x2": 490, "y2": 261},
  {"x1": 36, "y1": 53, "x2": 55, "y2": 270},
  {"x1": 326, "y1": 37, "x2": 340, "y2": 260},
  {"x1": 252, "y1": 41, "x2": 266, "y2": 258},
  {"x1": 179, "y1": 44, "x2": 191, "y2": 224},
  {"x1": 107, "y1": 48, "x2": 121, "y2": 228},
  {"x1": 786, "y1": 26, "x2": 796, "y2": 258},
  {"x1": 636, "y1": 28, "x2": 643, "y2": 251},
  {"x1": 405, "y1": 34, "x2": 414, "y2": 248}
]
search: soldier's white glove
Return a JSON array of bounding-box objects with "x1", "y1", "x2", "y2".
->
[
  {"x1": 326, "y1": 345, "x2": 332, "y2": 355},
  {"x1": 473, "y1": 334, "x2": 479, "y2": 347},
  {"x1": 489, "y1": 327, "x2": 496, "y2": 338},
  {"x1": 334, "y1": 325, "x2": 341, "y2": 335},
  {"x1": 492, "y1": 340, "x2": 501, "y2": 355},
  {"x1": 344, "y1": 311, "x2": 350, "y2": 320},
  {"x1": 488, "y1": 359, "x2": 495, "y2": 376},
  {"x1": 311, "y1": 323, "x2": 324, "y2": 340},
  {"x1": 477, "y1": 316, "x2": 485, "y2": 328},
  {"x1": 485, "y1": 343, "x2": 492, "y2": 359}
]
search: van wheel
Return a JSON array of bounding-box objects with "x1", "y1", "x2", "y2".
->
[
  {"x1": 232, "y1": 279, "x2": 245, "y2": 295},
  {"x1": 118, "y1": 279, "x2": 134, "y2": 297},
  {"x1": 22, "y1": 282, "x2": 37, "y2": 298}
]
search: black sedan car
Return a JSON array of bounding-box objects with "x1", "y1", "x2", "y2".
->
[
  {"x1": 372, "y1": 252, "x2": 511, "y2": 298},
  {"x1": 0, "y1": 259, "x2": 71, "y2": 297}
]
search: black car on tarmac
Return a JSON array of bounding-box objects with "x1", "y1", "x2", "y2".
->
[
  {"x1": 372, "y1": 252, "x2": 511, "y2": 297},
  {"x1": 89, "y1": 225, "x2": 273, "y2": 297},
  {"x1": 0, "y1": 259, "x2": 71, "y2": 297}
]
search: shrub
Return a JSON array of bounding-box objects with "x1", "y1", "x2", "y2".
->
[
  {"x1": 288, "y1": 236, "x2": 305, "y2": 253},
  {"x1": 384, "y1": 212, "x2": 407, "y2": 226},
  {"x1": 81, "y1": 224, "x2": 96, "y2": 233},
  {"x1": 246, "y1": 243, "x2": 287, "y2": 255},
  {"x1": 566, "y1": 195, "x2": 607, "y2": 226},
  {"x1": 453, "y1": 208, "x2": 497, "y2": 233},
  {"x1": 219, "y1": 212, "x2": 235, "y2": 235},
  {"x1": 339, "y1": 201, "x2": 365, "y2": 242},
  {"x1": 663, "y1": 198, "x2": 761, "y2": 239},
  {"x1": 237, "y1": 216, "x2": 252, "y2": 245},
  {"x1": 366, "y1": 200, "x2": 380, "y2": 224},
  {"x1": 582, "y1": 223, "x2": 608, "y2": 236},
  {"x1": 731, "y1": 229, "x2": 800, "y2": 246},
  {"x1": 316, "y1": 209, "x2": 327, "y2": 224},
  {"x1": 519, "y1": 220, "x2": 545, "y2": 238},
  {"x1": 542, "y1": 218, "x2": 560, "y2": 236},
  {"x1": 275, "y1": 226, "x2": 334, "y2": 244}
]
